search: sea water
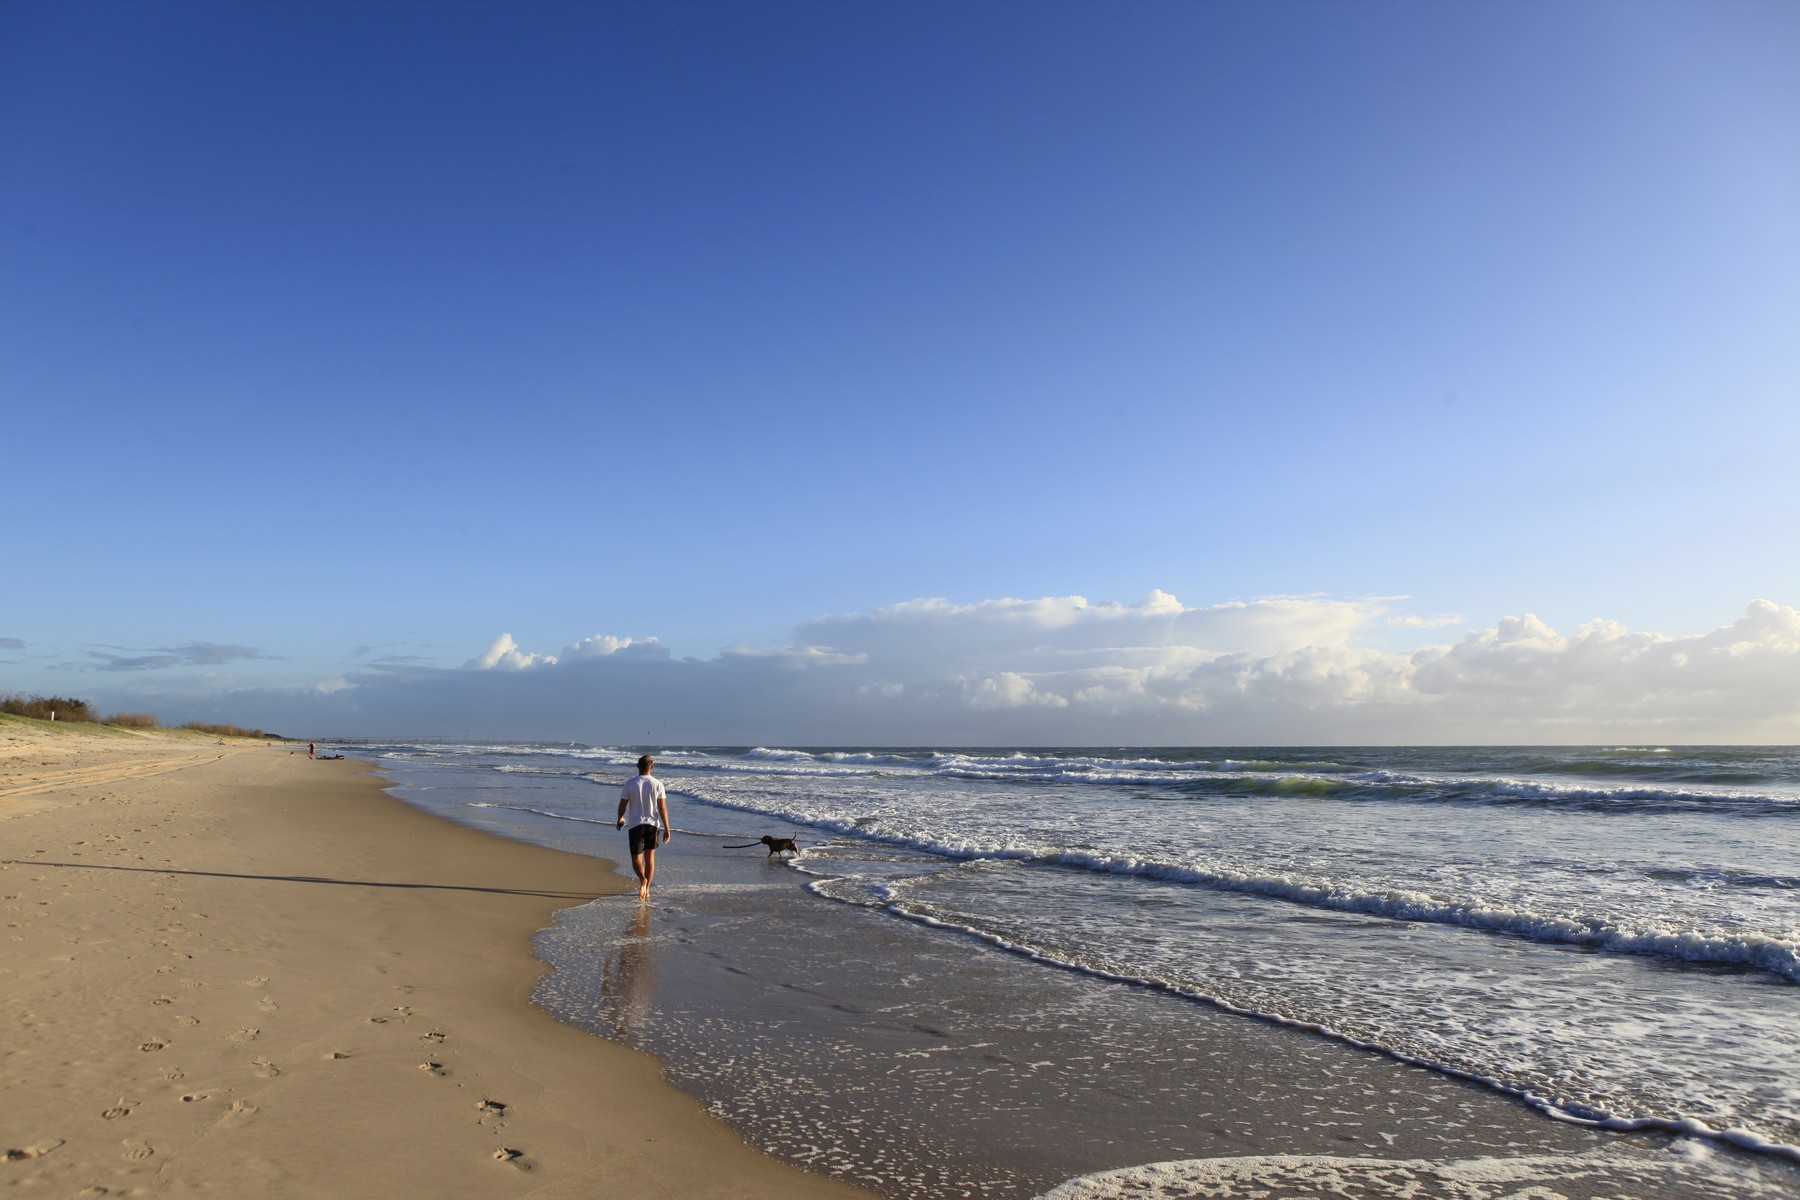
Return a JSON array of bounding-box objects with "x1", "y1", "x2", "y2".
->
[{"x1": 344, "y1": 743, "x2": 1800, "y2": 1196}]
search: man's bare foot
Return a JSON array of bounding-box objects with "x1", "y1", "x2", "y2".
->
[{"x1": 636, "y1": 883, "x2": 649, "y2": 901}]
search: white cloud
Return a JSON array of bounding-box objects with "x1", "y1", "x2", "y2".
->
[
  {"x1": 1407, "y1": 600, "x2": 1800, "y2": 725},
  {"x1": 962, "y1": 671, "x2": 1071, "y2": 709},
  {"x1": 561, "y1": 634, "x2": 668, "y2": 660},
  {"x1": 794, "y1": 592, "x2": 1384, "y2": 670},
  {"x1": 101, "y1": 595, "x2": 1800, "y2": 744},
  {"x1": 465, "y1": 633, "x2": 557, "y2": 670}
]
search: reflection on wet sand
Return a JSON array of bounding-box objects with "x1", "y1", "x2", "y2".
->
[{"x1": 600, "y1": 902, "x2": 655, "y2": 1035}]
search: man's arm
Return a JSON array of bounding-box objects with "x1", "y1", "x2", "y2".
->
[
  {"x1": 616, "y1": 788, "x2": 630, "y2": 828},
  {"x1": 657, "y1": 790, "x2": 672, "y2": 838}
]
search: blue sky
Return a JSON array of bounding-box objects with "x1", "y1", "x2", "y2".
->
[{"x1": 4, "y1": 1, "x2": 1797, "y2": 742}]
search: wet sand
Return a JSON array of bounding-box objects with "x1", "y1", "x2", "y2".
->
[
  {"x1": 0, "y1": 719, "x2": 874, "y2": 1198},
  {"x1": 511, "y1": 789, "x2": 1800, "y2": 1200}
]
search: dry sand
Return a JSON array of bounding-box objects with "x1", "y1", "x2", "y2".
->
[{"x1": 1, "y1": 718, "x2": 875, "y2": 1198}]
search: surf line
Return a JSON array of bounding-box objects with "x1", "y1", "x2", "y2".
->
[{"x1": 798, "y1": 876, "x2": 1800, "y2": 1167}]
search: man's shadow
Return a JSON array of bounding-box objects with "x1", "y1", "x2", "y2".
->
[{"x1": 6, "y1": 859, "x2": 599, "y2": 901}]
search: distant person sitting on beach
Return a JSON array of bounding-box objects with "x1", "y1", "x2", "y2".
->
[{"x1": 615, "y1": 755, "x2": 672, "y2": 901}]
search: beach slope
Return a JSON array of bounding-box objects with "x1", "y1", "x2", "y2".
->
[{"x1": 0, "y1": 721, "x2": 873, "y2": 1199}]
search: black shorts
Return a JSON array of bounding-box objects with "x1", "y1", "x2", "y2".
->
[{"x1": 628, "y1": 823, "x2": 661, "y2": 854}]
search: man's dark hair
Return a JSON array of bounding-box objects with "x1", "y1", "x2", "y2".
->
[{"x1": 637, "y1": 755, "x2": 654, "y2": 773}]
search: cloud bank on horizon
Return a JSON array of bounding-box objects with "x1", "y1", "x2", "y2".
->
[{"x1": 108, "y1": 592, "x2": 1800, "y2": 745}]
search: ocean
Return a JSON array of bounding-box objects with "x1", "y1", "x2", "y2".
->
[{"x1": 343, "y1": 742, "x2": 1800, "y2": 1199}]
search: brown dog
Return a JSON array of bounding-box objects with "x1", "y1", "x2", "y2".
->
[{"x1": 726, "y1": 835, "x2": 800, "y2": 858}]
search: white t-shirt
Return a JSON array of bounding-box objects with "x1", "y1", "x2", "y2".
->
[{"x1": 619, "y1": 775, "x2": 666, "y2": 828}]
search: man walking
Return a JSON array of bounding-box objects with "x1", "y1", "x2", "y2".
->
[{"x1": 616, "y1": 755, "x2": 672, "y2": 901}]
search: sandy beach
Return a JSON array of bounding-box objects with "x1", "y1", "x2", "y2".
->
[
  {"x1": 0, "y1": 717, "x2": 874, "y2": 1198},
  {"x1": 9, "y1": 722, "x2": 1795, "y2": 1200}
]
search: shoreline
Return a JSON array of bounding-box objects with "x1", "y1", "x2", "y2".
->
[
  {"x1": 371, "y1": 739, "x2": 1800, "y2": 1200},
  {"x1": 9, "y1": 724, "x2": 1797, "y2": 1199},
  {"x1": 1, "y1": 724, "x2": 875, "y2": 1198}
]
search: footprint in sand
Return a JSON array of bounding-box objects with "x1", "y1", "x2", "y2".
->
[
  {"x1": 367, "y1": 1016, "x2": 388, "y2": 1024},
  {"x1": 179, "y1": 1093, "x2": 209, "y2": 1104},
  {"x1": 252, "y1": 1058, "x2": 280, "y2": 1078},
  {"x1": 5, "y1": 1140, "x2": 64, "y2": 1161},
  {"x1": 226, "y1": 1100, "x2": 257, "y2": 1120},
  {"x1": 326, "y1": 1051, "x2": 352, "y2": 1060},
  {"x1": 151, "y1": 997, "x2": 171, "y2": 1006},
  {"x1": 177, "y1": 1016, "x2": 199, "y2": 1026},
  {"x1": 492, "y1": 1147, "x2": 529, "y2": 1171},
  {"x1": 101, "y1": 1106, "x2": 132, "y2": 1120},
  {"x1": 161, "y1": 1071, "x2": 184, "y2": 1082},
  {"x1": 418, "y1": 1061, "x2": 445, "y2": 1075},
  {"x1": 227, "y1": 1028, "x2": 259, "y2": 1044},
  {"x1": 138, "y1": 1041, "x2": 166, "y2": 1053},
  {"x1": 154, "y1": 966, "x2": 172, "y2": 975},
  {"x1": 120, "y1": 1139, "x2": 154, "y2": 1161},
  {"x1": 392, "y1": 1005, "x2": 414, "y2": 1016},
  {"x1": 243, "y1": 976, "x2": 268, "y2": 987}
]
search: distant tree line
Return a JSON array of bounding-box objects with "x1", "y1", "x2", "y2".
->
[
  {"x1": 1, "y1": 692, "x2": 273, "y2": 738},
  {"x1": 181, "y1": 721, "x2": 271, "y2": 738},
  {"x1": 1, "y1": 692, "x2": 97, "y2": 722}
]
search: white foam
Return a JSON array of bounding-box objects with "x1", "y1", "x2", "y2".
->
[
  {"x1": 1037, "y1": 1148, "x2": 1795, "y2": 1200},
  {"x1": 745, "y1": 746, "x2": 820, "y2": 762},
  {"x1": 797, "y1": 869, "x2": 1800, "y2": 1163},
  {"x1": 467, "y1": 801, "x2": 611, "y2": 826},
  {"x1": 687, "y1": 782, "x2": 1800, "y2": 980}
]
